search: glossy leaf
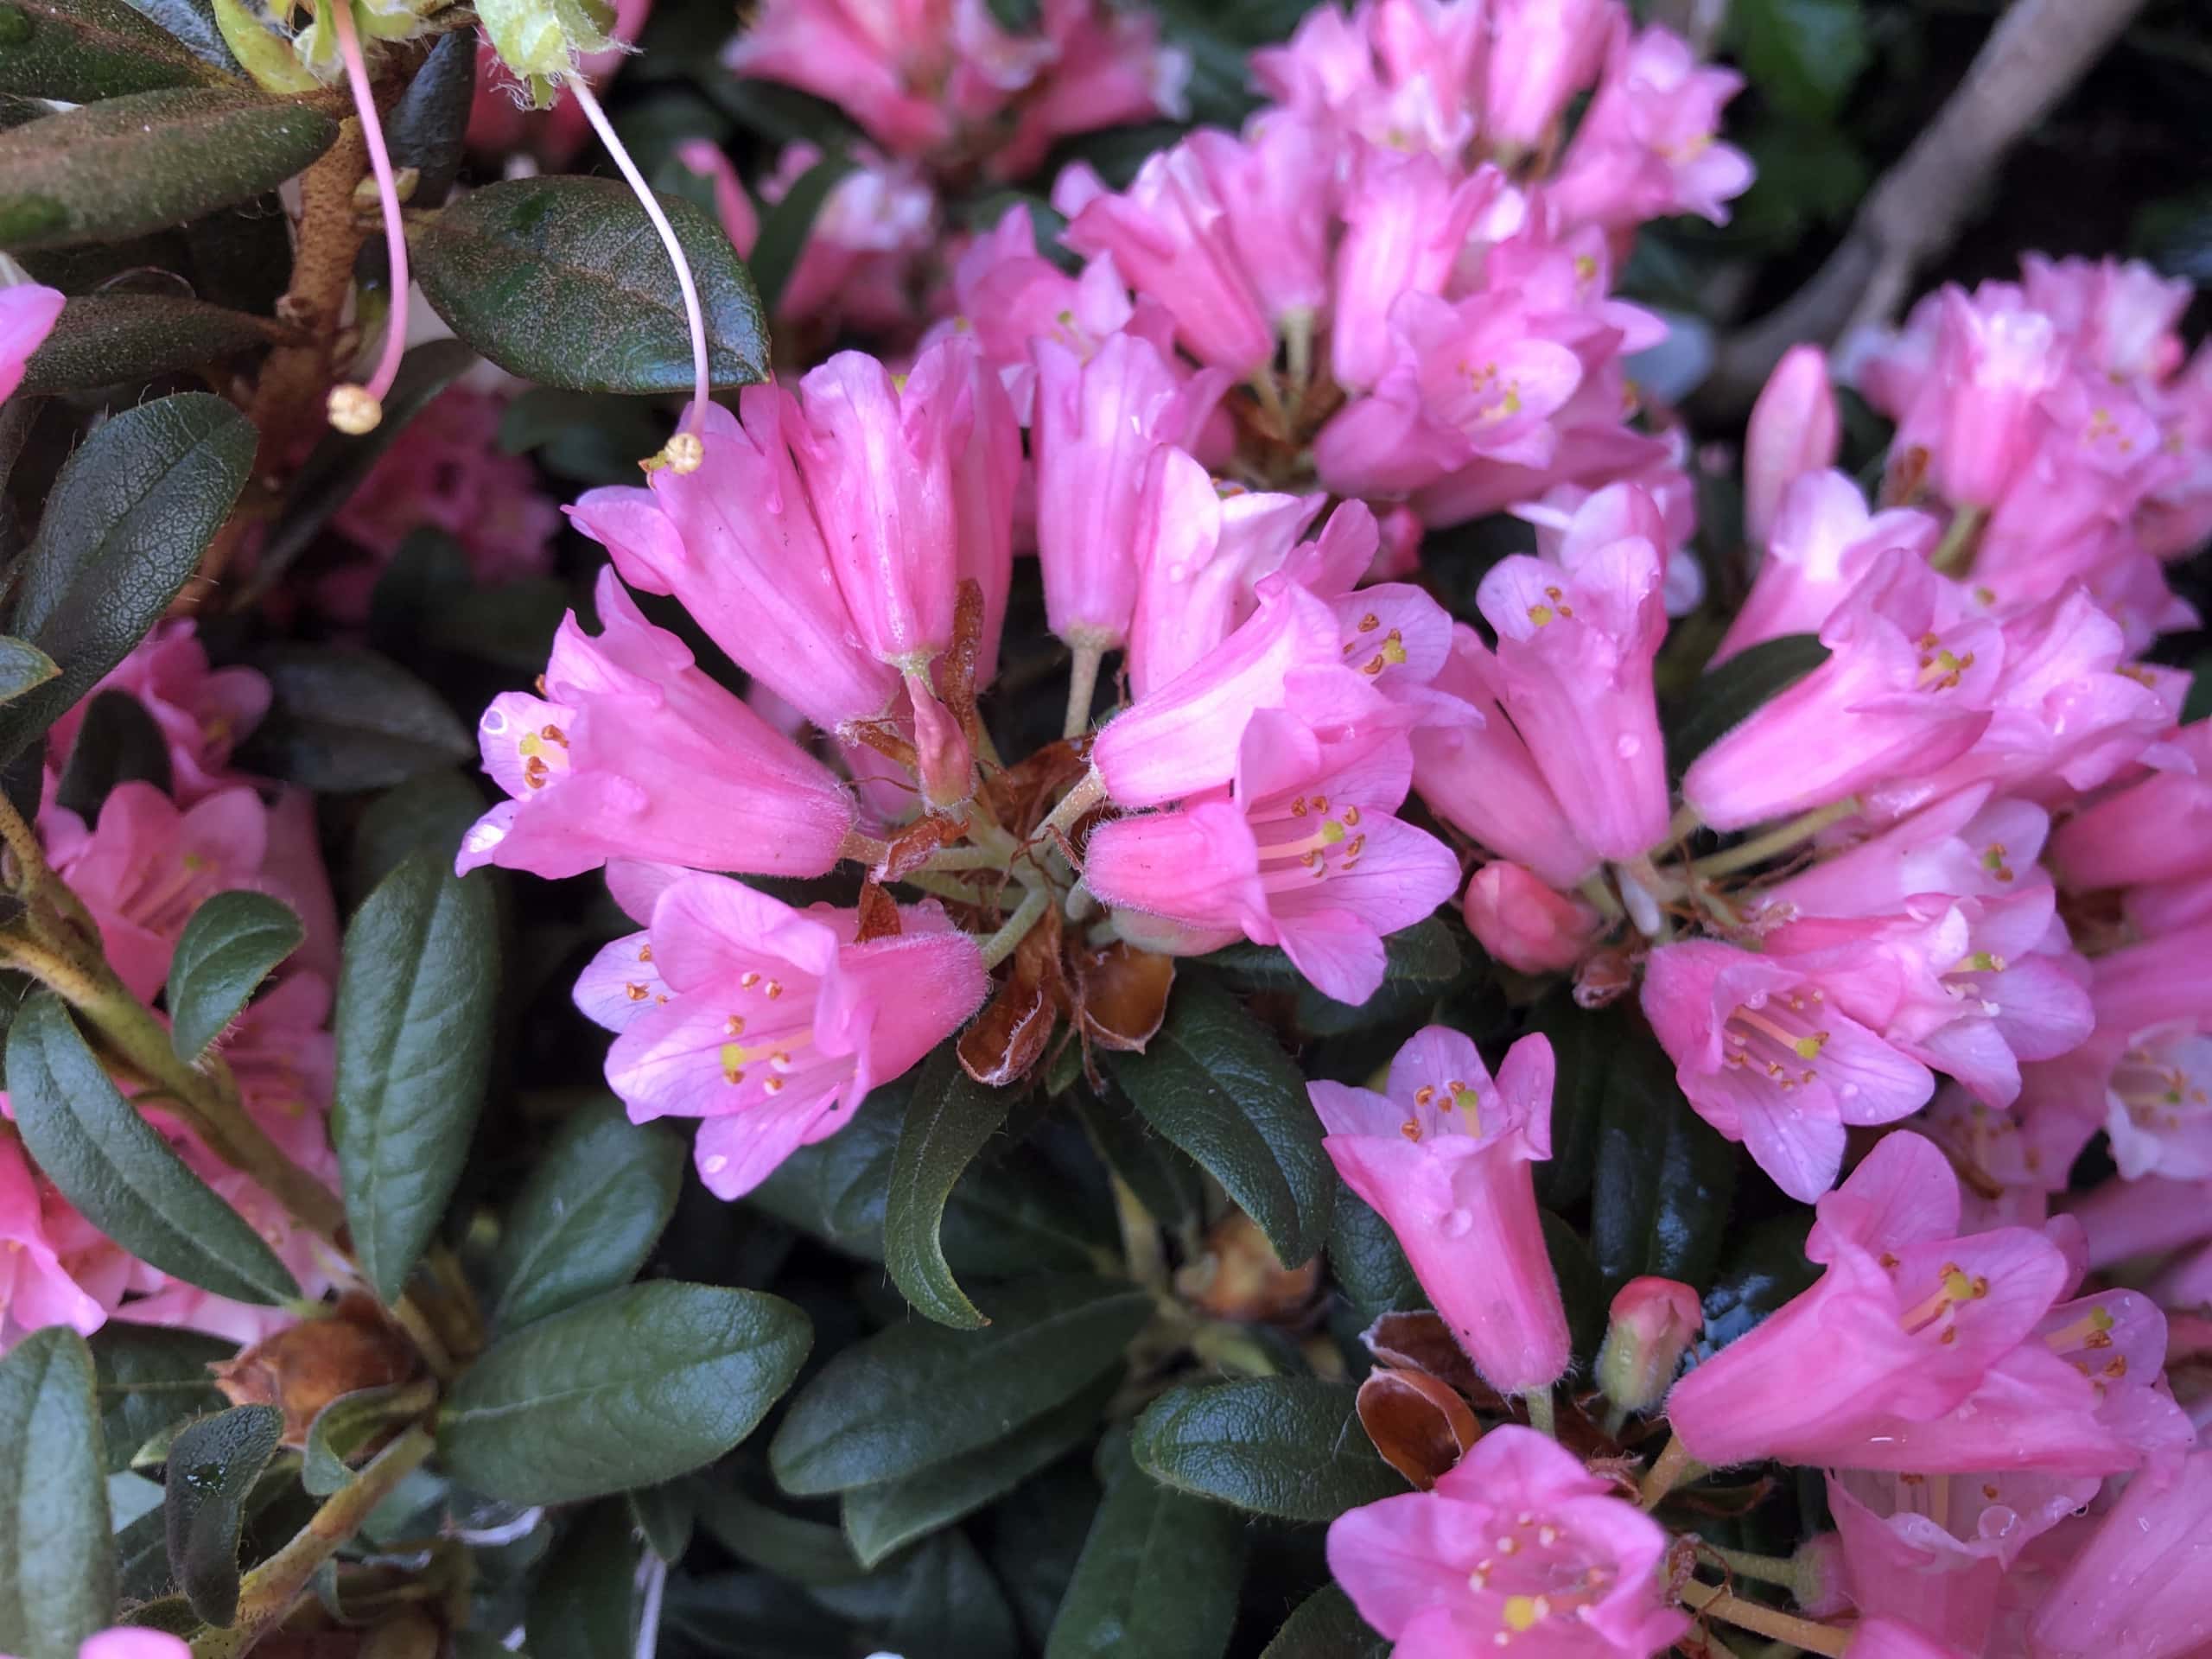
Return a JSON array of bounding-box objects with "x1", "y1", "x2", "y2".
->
[
  {"x1": 488, "y1": 1096, "x2": 685, "y2": 1333},
  {"x1": 770, "y1": 1274, "x2": 1151, "y2": 1496},
  {"x1": 385, "y1": 27, "x2": 472, "y2": 207},
  {"x1": 411, "y1": 175, "x2": 768, "y2": 393},
  {"x1": 17, "y1": 293, "x2": 272, "y2": 396},
  {"x1": 1106, "y1": 973, "x2": 1333, "y2": 1267},
  {"x1": 0, "y1": 635, "x2": 56, "y2": 707},
  {"x1": 525, "y1": 1501, "x2": 639, "y2": 1659},
  {"x1": 0, "y1": 87, "x2": 335, "y2": 251},
  {"x1": 167, "y1": 890, "x2": 303, "y2": 1060},
  {"x1": 883, "y1": 1045, "x2": 1016, "y2": 1330},
  {"x1": 52, "y1": 689, "x2": 168, "y2": 822},
  {"x1": 1132, "y1": 1378, "x2": 1407, "y2": 1522},
  {"x1": 1529, "y1": 994, "x2": 1604, "y2": 1211},
  {"x1": 1326, "y1": 1185, "x2": 1421, "y2": 1324},
  {"x1": 0, "y1": 0, "x2": 234, "y2": 99},
  {"x1": 90, "y1": 1326, "x2": 230, "y2": 1474},
  {"x1": 346, "y1": 766, "x2": 487, "y2": 901},
  {"x1": 628, "y1": 1480, "x2": 696, "y2": 1564},
  {"x1": 332, "y1": 848, "x2": 499, "y2": 1302},
  {"x1": 1664, "y1": 632, "x2": 1830, "y2": 778},
  {"x1": 1044, "y1": 1437, "x2": 1244, "y2": 1659},
  {"x1": 0, "y1": 391, "x2": 251, "y2": 765},
  {"x1": 302, "y1": 1382, "x2": 414, "y2": 1497},
  {"x1": 7, "y1": 993, "x2": 298, "y2": 1304},
  {"x1": 993, "y1": 1464, "x2": 1100, "y2": 1648},
  {"x1": 438, "y1": 1281, "x2": 812, "y2": 1505},
  {"x1": 1261, "y1": 1585, "x2": 1388, "y2": 1659},
  {"x1": 0, "y1": 1328, "x2": 114, "y2": 1659},
  {"x1": 1698, "y1": 1213, "x2": 1819, "y2": 1357},
  {"x1": 163, "y1": 1402, "x2": 282, "y2": 1626},
  {"x1": 241, "y1": 644, "x2": 474, "y2": 793},
  {"x1": 1072, "y1": 1090, "x2": 1202, "y2": 1238},
  {"x1": 695, "y1": 1486, "x2": 867, "y2": 1586},
  {"x1": 875, "y1": 1529, "x2": 1020, "y2": 1659}
]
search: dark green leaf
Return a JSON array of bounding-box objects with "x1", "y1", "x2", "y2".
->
[
  {"x1": 7, "y1": 993, "x2": 298, "y2": 1304},
  {"x1": 411, "y1": 175, "x2": 768, "y2": 394},
  {"x1": 439, "y1": 1281, "x2": 811, "y2": 1506},
  {"x1": 1106, "y1": 974, "x2": 1334, "y2": 1267},
  {"x1": 1261, "y1": 1585, "x2": 1387, "y2": 1659},
  {"x1": 1697, "y1": 1213, "x2": 1817, "y2": 1356},
  {"x1": 332, "y1": 848, "x2": 498, "y2": 1301},
  {"x1": 1730, "y1": 0, "x2": 1871, "y2": 121},
  {"x1": 497, "y1": 386, "x2": 670, "y2": 486},
  {"x1": 346, "y1": 766, "x2": 486, "y2": 900},
  {"x1": 0, "y1": 391, "x2": 251, "y2": 765},
  {"x1": 1205, "y1": 918, "x2": 1471, "y2": 1039},
  {"x1": 163, "y1": 1402, "x2": 282, "y2": 1626},
  {"x1": 0, "y1": 1328, "x2": 114, "y2": 1659},
  {"x1": 1131, "y1": 1378, "x2": 1406, "y2": 1522},
  {"x1": 747, "y1": 153, "x2": 852, "y2": 317},
  {"x1": 1664, "y1": 632, "x2": 1829, "y2": 779},
  {"x1": 167, "y1": 890, "x2": 303, "y2": 1060},
  {"x1": 659, "y1": 1570, "x2": 855, "y2": 1657},
  {"x1": 1530, "y1": 995, "x2": 1603, "y2": 1211},
  {"x1": 770, "y1": 1274, "x2": 1150, "y2": 1497},
  {"x1": 525, "y1": 1501, "x2": 638, "y2": 1659},
  {"x1": 1584, "y1": 1005, "x2": 1738, "y2": 1301},
  {"x1": 875, "y1": 1530, "x2": 1019, "y2": 1659},
  {"x1": 883, "y1": 1046, "x2": 1016, "y2": 1330},
  {"x1": 628, "y1": 1480, "x2": 695, "y2": 1564},
  {"x1": 0, "y1": 636, "x2": 54, "y2": 707},
  {"x1": 247, "y1": 339, "x2": 476, "y2": 601},
  {"x1": 53, "y1": 689, "x2": 169, "y2": 822},
  {"x1": 1325, "y1": 1186, "x2": 1420, "y2": 1325},
  {"x1": 302, "y1": 1382, "x2": 416, "y2": 1497},
  {"x1": 1542, "y1": 1210, "x2": 1607, "y2": 1370},
  {"x1": 1072, "y1": 1089, "x2": 1202, "y2": 1238},
  {"x1": 490, "y1": 1097, "x2": 684, "y2": 1333},
  {"x1": 385, "y1": 27, "x2": 472, "y2": 207},
  {"x1": 17, "y1": 294, "x2": 271, "y2": 396},
  {"x1": 240, "y1": 644, "x2": 473, "y2": 793},
  {"x1": 91, "y1": 1326, "x2": 229, "y2": 1474},
  {"x1": 695, "y1": 1486, "x2": 866, "y2": 1586},
  {"x1": 0, "y1": 0, "x2": 234, "y2": 99},
  {"x1": 118, "y1": 0, "x2": 237, "y2": 73},
  {"x1": 0, "y1": 87, "x2": 334, "y2": 251},
  {"x1": 840, "y1": 1370, "x2": 1113, "y2": 1569},
  {"x1": 1045, "y1": 1436, "x2": 1244, "y2": 1659},
  {"x1": 992, "y1": 1465, "x2": 1100, "y2": 1647}
]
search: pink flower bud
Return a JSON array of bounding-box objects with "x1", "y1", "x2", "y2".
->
[
  {"x1": 1594, "y1": 1275, "x2": 1700, "y2": 1413},
  {"x1": 1462, "y1": 863, "x2": 1599, "y2": 976},
  {"x1": 1743, "y1": 344, "x2": 1840, "y2": 550},
  {"x1": 2, "y1": 283, "x2": 66, "y2": 403},
  {"x1": 1484, "y1": 0, "x2": 1614, "y2": 151}
]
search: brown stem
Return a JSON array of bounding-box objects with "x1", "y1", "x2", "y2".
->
[{"x1": 1702, "y1": 0, "x2": 2152, "y2": 412}]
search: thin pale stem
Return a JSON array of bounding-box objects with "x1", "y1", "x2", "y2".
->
[
  {"x1": 838, "y1": 828, "x2": 891, "y2": 869},
  {"x1": 1699, "y1": 1542, "x2": 1802, "y2": 1591},
  {"x1": 1669, "y1": 800, "x2": 1704, "y2": 844},
  {"x1": 1639, "y1": 1433, "x2": 1704, "y2": 1510},
  {"x1": 979, "y1": 887, "x2": 1049, "y2": 970},
  {"x1": 1249, "y1": 368, "x2": 1291, "y2": 439},
  {"x1": 1929, "y1": 503, "x2": 1986, "y2": 576},
  {"x1": 894, "y1": 868, "x2": 991, "y2": 906},
  {"x1": 917, "y1": 844, "x2": 1012, "y2": 874},
  {"x1": 1687, "y1": 798, "x2": 1860, "y2": 881},
  {"x1": 1577, "y1": 872, "x2": 1625, "y2": 924},
  {"x1": 1522, "y1": 1388, "x2": 1557, "y2": 1440},
  {"x1": 1064, "y1": 641, "x2": 1106, "y2": 741},
  {"x1": 327, "y1": 0, "x2": 408, "y2": 413},
  {"x1": 1035, "y1": 768, "x2": 1107, "y2": 855},
  {"x1": 566, "y1": 73, "x2": 710, "y2": 441},
  {"x1": 1678, "y1": 1581, "x2": 1848, "y2": 1659}
]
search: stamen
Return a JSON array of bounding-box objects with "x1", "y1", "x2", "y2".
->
[{"x1": 325, "y1": 0, "x2": 410, "y2": 434}]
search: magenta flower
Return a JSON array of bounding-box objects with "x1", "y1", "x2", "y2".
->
[
  {"x1": 724, "y1": 0, "x2": 961, "y2": 157},
  {"x1": 1641, "y1": 940, "x2": 1934, "y2": 1200},
  {"x1": 1484, "y1": 0, "x2": 1614, "y2": 151},
  {"x1": 456, "y1": 571, "x2": 855, "y2": 882},
  {"x1": 2028, "y1": 1448, "x2": 2212, "y2": 1659},
  {"x1": 577, "y1": 872, "x2": 988, "y2": 1198},
  {"x1": 1742, "y1": 344, "x2": 1840, "y2": 551},
  {"x1": 42, "y1": 620, "x2": 270, "y2": 807},
  {"x1": 1462, "y1": 862, "x2": 1600, "y2": 977},
  {"x1": 0, "y1": 283, "x2": 64, "y2": 404},
  {"x1": 1912, "y1": 289, "x2": 2068, "y2": 510},
  {"x1": 1186, "y1": 115, "x2": 1335, "y2": 334},
  {"x1": 0, "y1": 1131, "x2": 118, "y2": 1351},
  {"x1": 1087, "y1": 706, "x2": 1459, "y2": 1005},
  {"x1": 2050, "y1": 722, "x2": 2212, "y2": 898},
  {"x1": 1250, "y1": 0, "x2": 1485, "y2": 163},
  {"x1": 1309, "y1": 1027, "x2": 1570, "y2": 1394},
  {"x1": 1544, "y1": 23, "x2": 1752, "y2": 228},
  {"x1": 1714, "y1": 471, "x2": 1937, "y2": 665},
  {"x1": 1847, "y1": 1618, "x2": 1977, "y2": 1659},
  {"x1": 1326, "y1": 1425, "x2": 1688, "y2": 1656}
]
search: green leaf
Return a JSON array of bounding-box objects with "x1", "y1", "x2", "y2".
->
[
  {"x1": 1698, "y1": 1212, "x2": 1818, "y2": 1355},
  {"x1": 167, "y1": 890, "x2": 303, "y2": 1060},
  {"x1": 53, "y1": 689, "x2": 170, "y2": 822},
  {"x1": 1530, "y1": 994, "x2": 1603, "y2": 1211},
  {"x1": 1209, "y1": 917, "x2": 1469, "y2": 1037},
  {"x1": 1665, "y1": 632, "x2": 1829, "y2": 779},
  {"x1": 488, "y1": 1096, "x2": 685, "y2": 1333},
  {"x1": 17, "y1": 293, "x2": 272, "y2": 396},
  {"x1": 1261, "y1": 1585, "x2": 1387, "y2": 1659},
  {"x1": 1583, "y1": 1005, "x2": 1738, "y2": 1302},
  {"x1": 411, "y1": 175, "x2": 768, "y2": 394},
  {"x1": 116, "y1": 1457, "x2": 306, "y2": 1606},
  {"x1": 0, "y1": 0, "x2": 235, "y2": 99},
  {"x1": 0, "y1": 1328, "x2": 115, "y2": 1659},
  {"x1": 1105, "y1": 974, "x2": 1334, "y2": 1267},
  {"x1": 883, "y1": 1046, "x2": 1017, "y2": 1330},
  {"x1": 385, "y1": 27, "x2": 472, "y2": 207},
  {"x1": 992, "y1": 1464, "x2": 1099, "y2": 1647},
  {"x1": 525, "y1": 1502, "x2": 639, "y2": 1659},
  {"x1": 119, "y1": 0, "x2": 239, "y2": 75},
  {"x1": 841, "y1": 1370, "x2": 1113, "y2": 1570},
  {"x1": 240, "y1": 644, "x2": 474, "y2": 794},
  {"x1": 246, "y1": 339, "x2": 477, "y2": 602},
  {"x1": 302, "y1": 1383, "x2": 415, "y2": 1497},
  {"x1": 0, "y1": 87, "x2": 335, "y2": 251},
  {"x1": 874, "y1": 1530, "x2": 1019, "y2": 1659},
  {"x1": 1730, "y1": 0, "x2": 1870, "y2": 121},
  {"x1": 695, "y1": 1485, "x2": 866, "y2": 1586},
  {"x1": 0, "y1": 391, "x2": 251, "y2": 765},
  {"x1": 7, "y1": 993, "x2": 298, "y2": 1304},
  {"x1": 1071, "y1": 1089, "x2": 1202, "y2": 1238},
  {"x1": 1131, "y1": 1378, "x2": 1406, "y2": 1522},
  {"x1": 1044, "y1": 1436, "x2": 1244, "y2": 1659},
  {"x1": 747, "y1": 152, "x2": 853, "y2": 317},
  {"x1": 628, "y1": 1480, "x2": 695, "y2": 1563},
  {"x1": 770, "y1": 1274, "x2": 1151, "y2": 1497},
  {"x1": 1326, "y1": 1185, "x2": 1420, "y2": 1325},
  {"x1": 163, "y1": 1402, "x2": 282, "y2": 1626},
  {"x1": 333, "y1": 848, "x2": 499, "y2": 1302},
  {"x1": 90, "y1": 1327, "x2": 230, "y2": 1475},
  {"x1": 438, "y1": 1281, "x2": 811, "y2": 1506},
  {"x1": 0, "y1": 636, "x2": 57, "y2": 705},
  {"x1": 346, "y1": 766, "x2": 487, "y2": 900}
]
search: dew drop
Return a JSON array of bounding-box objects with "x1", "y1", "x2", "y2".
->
[
  {"x1": 1439, "y1": 1209, "x2": 1474, "y2": 1239},
  {"x1": 1615, "y1": 734, "x2": 1641, "y2": 759}
]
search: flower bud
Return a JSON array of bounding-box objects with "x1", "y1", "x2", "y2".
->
[
  {"x1": 1791, "y1": 1532, "x2": 1851, "y2": 1619},
  {"x1": 1463, "y1": 862, "x2": 1599, "y2": 976},
  {"x1": 1594, "y1": 1274, "x2": 1701, "y2": 1414}
]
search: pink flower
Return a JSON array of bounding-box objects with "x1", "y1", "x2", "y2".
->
[
  {"x1": 1641, "y1": 940, "x2": 1935, "y2": 1199},
  {"x1": 996, "y1": 0, "x2": 1190, "y2": 181},
  {"x1": 1484, "y1": 0, "x2": 1615, "y2": 151},
  {"x1": 456, "y1": 571, "x2": 855, "y2": 882},
  {"x1": 1472, "y1": 486, "x2": 1671, "y2": 861},
  {"x1": 1463, "y1": 862, "x2": 1599, "y2": 976},
  {"x1": 1596, "y1": 1276, "x2": 1702, "y2": 1414},
  {"x1": 2050, "y1": 721, "x2": 2212, "y2": 895},
  {"x1": 1326, "y1": 1425, "x2": 1688, "y2": 1656},
  {"x1": 577, "y1": 872, "x2": 988, "y2": 1198},
  {"x1": 1, "y1": 283, "x2": 64, "y2": 404},
  {"x1": 1310, "y1": 1027, "x2": 1570, "y2": 1393},
  {"x1": 1663, "y1": 1131, "x2": 2165, "y2": 1476},
  {"x1": 1185, "y1": 115, "x2": 1336, "y2": 335},
  {"x1": 1545, "y1": 23, "x2": 1752, "y2": 229},
  {"x1": 2028, "y1": 1448, "x2": 2212, "y2": 1659},
  {"x1": 43, "y1": 621, "x2": 270, "y2": 806},
  {"x1": 572, "y1": 392, "x2": 901, "y2": 734},
  {"x1": 1250, "y1": 0, "x2": 1485, "y2": 162},
  {"x1": 1847, "y1": 1618, "x2": 1977, "y2": 1659},
  {"x1": 724, "y1": 0, "x2": 957, "y2": 157},
  {"x1": 1743, "y1": 344, "x2": 1841, "y2": 551},
  {"x1": 75, "y1": 1629, "x2": 193, "y2": 1659},
  {"x1": 2067, "y1": 1173, "x2": 2212, "y2": 1272},
  {"x1": 0, "y1": 1130, "x2": 118, "y2": 1351},
  {"x1": 1087, "y1": 705, "x2": 1459, "y2": 1005},
  {"x1": 1712, "y1": 471, "x2": 1939, "y2": 665}
]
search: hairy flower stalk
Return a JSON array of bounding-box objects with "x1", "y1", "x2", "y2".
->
[{"x1": 324, "y1": 0, "x2": 411, "y2": 435}]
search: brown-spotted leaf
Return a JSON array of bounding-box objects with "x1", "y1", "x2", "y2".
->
[
  {"x1": 957, "y1": 904, "x2": 1063, "y2": 1087},
  {"x1": 1071, "y1": 941, "x2": 1174, "y2": 1053},
  {"x1": 1357, "y1": 1368, "x2": 1479, "y2": 1490}
]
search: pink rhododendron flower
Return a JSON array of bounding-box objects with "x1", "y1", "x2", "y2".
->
[
  {"x1": 1186, "y1": 115, "x2": 1337, "y2": 336},
  {"x1": 1596, "y1": 1276, "x2": 1702, "y2": 1414},
  {"x1": 1847, "y1": 1618, "x2": 1978, "y2": 1659},
  {"x1": 1542, "y1": 22, "x2": 1752, "y2": 229},
  {"x1": 1326, "y1": 1425, "x2": 1688, "y2": 1656},
  {"x1": 0, "y1": 283, "x2": 64, "y2": 404},
  {"x1": 1742, "y1": 344, "x2": 1841, "y2": 551},
  {"x1": 2068, "y1": 1173, "x2": 2212, "y2": 1271},
  {"x1": 577, "y1": 871, "x2": 988, "y2": 1198},
  {"x1": 457, "y1": 571, "x2": 856, "y2": 881},
  {"x1": 0, "y1": 1131, "x2": 118, "y2": 1351},
  {"x1": 1250, "y1": 0, "x2": 1487, "y2": 162},
  {"x1": 1310, "y1": 1026, "x2": 1570, "y2": 1393},
  {"x1": 1714, "y1": 471, "x2": 1939, "y2": 664},
  {"x1": 1463, "y1": 862, "x2": 1600, "y2": 976},
  {"x1": 64, "y1": 1628, "x2": 193, "y2": 1659},
  {"x1": 41, "y1": 622, "x2": 270, "y2": 807},
  {"x1": 2028, "y1": 1447, "x2": 2212, "y2": 1659}
]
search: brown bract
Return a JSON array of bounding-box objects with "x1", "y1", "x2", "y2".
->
[
  {"x1": 1356, "y1": 1365, "x2": 1481, "y2": 1490},
  {"x1": 1070, "y1": 940, "x2": 1174, "y2": 1053},
  {"x1": 1176, "y1": 1211, "x2": 1319, "y2": 1325},
  {"x1": 958, "y1": 903, "x2": 1065, "y2": 1085},
  {"x1": 213, "y1": 1293, "x2": 420, "y2": 1446}
]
